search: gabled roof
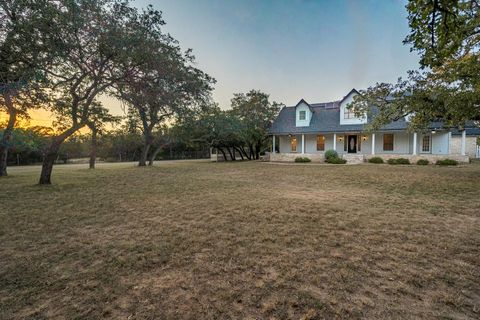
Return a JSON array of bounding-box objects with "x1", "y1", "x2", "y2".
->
[
  {"x1": 338, "y1": 88, "x2": 360, "y2": 105},
  {"x1": 269, "y1": 89, "x2": 479, "y2": 135},
  {"x1": 269, "y1": 104, "x2": 413, "y2": 134},
  {"x1": 294, "y1": 98, "x2": 315, "y2": 112}
]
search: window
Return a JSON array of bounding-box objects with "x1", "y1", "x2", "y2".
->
[
  {"x1": 383, "y1": 134, "x2": 394, "y2": 151},
  {"x1": 422, "y1": 135, "x2": 431, "y2": 152},
  {"x1": 344, "y1": 107, "x2": 355, "y2": 119},
  {"x1": 299, "y1": 110, "x2": 306, "y2": 120},
  {"x1": 316, "y1": 135, "x2": 325, "y2": 151},
  {"x1": 291, "y1": 136, "x2": 297, "y2": 152}
]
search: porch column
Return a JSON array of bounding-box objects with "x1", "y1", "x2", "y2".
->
[
  {"x1": 371, "y1": 133, "x2": 375, "y2": 155},
  {"x1": 272, "y1": 135, "x2": 275, "y2": 153},
  {"x1": 412, "y1": 132, "x2": 417, "y2": 155},
  {"x1": 333, "y1": 133, "x2": 337, "y2": 151},
  {"x1": 301, "y1": 134, "x2": 305, "y2": 154},
  {"x1": 461, "y1": 130, "x2": 466, "y2": 156}
]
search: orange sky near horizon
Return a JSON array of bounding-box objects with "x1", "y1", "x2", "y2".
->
[{"x1": 0, "y1": 95, "x2": 125, "y2": 132}]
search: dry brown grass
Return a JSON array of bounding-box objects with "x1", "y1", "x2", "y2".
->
[{"x1": 1, "y1": 161, "x2": 479, "y2": 319}]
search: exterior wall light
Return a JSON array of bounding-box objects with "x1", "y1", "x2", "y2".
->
[
  {"x1": 362, "y1": 135, "x2": 368, "y2": 141},
  {"x1": 431, "y1": 130, "x2": 436, "y2": 134},
  {"x1": 338, "y1": 136, "x2": 343, "y2": 142}
]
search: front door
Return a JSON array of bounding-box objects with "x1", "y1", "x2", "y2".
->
[{"x1": 347, "y1": 135, "x2": 357, "y2": 153}]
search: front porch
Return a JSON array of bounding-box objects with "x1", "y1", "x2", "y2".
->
[{"x1": 270, "y1": 131, "x2": 470, "y2": 163}]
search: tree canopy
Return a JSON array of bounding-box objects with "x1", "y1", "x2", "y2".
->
[{"x1": 350, "y1": 0, "x2": 479, "y2": 131}]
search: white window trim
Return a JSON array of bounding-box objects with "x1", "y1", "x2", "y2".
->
[
  {"x1": 299, "y1": 110, "x2": 306, "y2": 121},
  {"x1": 421, "y1": 134, "x2": 431, "y2": 153}
]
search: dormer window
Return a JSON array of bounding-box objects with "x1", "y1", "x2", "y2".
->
[
  {"x1": 299, "y1": 110, "x2": 306, "y2": 120},
  {"x1": 344, "y1": 107, "x2": 355, "y2": 119}
]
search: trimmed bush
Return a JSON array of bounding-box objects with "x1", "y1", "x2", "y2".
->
[
  {"x1": 368, "y1": 157, "x2": 384, "y2": 164},
  {"x1": 295, "y1": 157, "x2": 311, "y2": 163},
  {"x1": 436, "y1": 159, "x2": 458, "y2": 166},
  {"x1": 396, "y1": 158, "x2": 410, "y2": 165},
  {"x1": 416, "y1": 159, "x2": 429, "y2": 165},
  {"x1": 387, "y1": 158, "x2": 410, "y2": 165},
  {"x1": 324, "y1": 149, "x2": 338, "y2": 161},
  {"x1": 326, "y1": 157, "x2": 347, "y2": 164}
]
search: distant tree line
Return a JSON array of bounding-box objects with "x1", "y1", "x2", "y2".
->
[{"x1": 1, "y1": 88, "x2": 282, "y2": 166}]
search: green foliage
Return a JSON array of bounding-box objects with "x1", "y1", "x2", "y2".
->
[
  {"x1": 326, "y1": 157, "x2": 347, "y2": 164},
  {"x1": 230, "y1": 90, "x2": 282, "y2": 159},
  {"x1": 324, "y1": 149, "x2": 346, "y2": 164},
  {"x1": 349, "y1": 0, "x2": 480, "y2": 129},
  {"x1": 436, "y1": 159, "x2": 458, "y2": 166},
  {"x1": 416, "y1": 159, "x2": 429, "y2": 165},
  {"x1": 387, "y1": 158, "x2": 411, "y2": 165},
  {"x1": 294, "y1": 157, "x2": 311, "y2": 163},
  {"x1": 324, "y1": 150, "x2": 338, "y2": 161},
  {"x1": 368, "y1": 157, "x2": 384, "y2": 164}
]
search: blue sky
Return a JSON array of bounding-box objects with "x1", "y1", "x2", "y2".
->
[{"x1": 130, "y1": 0, "x2": 419, "y2": 108}]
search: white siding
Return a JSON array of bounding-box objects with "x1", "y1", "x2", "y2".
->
[
  {"x1": 295, "y1": 103, "x2": 312, "y2": 127},
  {"x1": 304, "y1": 134, "x2": 335, "y2": 153},
  {"x1": 339, "y1": 92, "x2": 367, "y2": 125},
  {"x1": 431, "y1": 132, "x2": 449, "y2": 154},
  {"x1": 278, "y1": 134, "x2": 302, "y2": 154},
  {"x1": 374, "y1": 132, "x2": 410, "y2": 154}
]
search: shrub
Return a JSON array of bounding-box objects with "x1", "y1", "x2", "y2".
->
[
  {"x1": 326, "y1": 157, "x2": 347, "y2": 164},
  {"x1": 387, "y1": 158, "x2": 410, "y2": 165},
  {"x1": 295, "y1": 157, "x2": 311, "y2": 163},
  {"x1": 416, "y1": 159, "x2": 429, "y2": 165},
  {"x1": 324, "y1": 149, "x2": 338, "y2": 161},
  {"x1": 436, "y1": 159, "x2": 458, "y2": 166},
  {"x1": 387, "y1": 158, "x2": 397, "y2": 165},
  {"x1": 368, "y1": 157, "x2": 384, "y2": 164},
  {"x1": 396, "y1": 158, "x2": 410, "y2": 165}
]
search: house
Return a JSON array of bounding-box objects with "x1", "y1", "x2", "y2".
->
[{"x1": 269, "y1": 89, "x2": 479, "y2": 163}]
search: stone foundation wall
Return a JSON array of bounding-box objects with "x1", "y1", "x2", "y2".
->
[
  {"x1": 450, "y1": 136, "x2": 477, "y2": 158},
  {"x1": 269, "y1": 152, "x2": 470, "y2": 163},
  {"x1": 269, "y1": 152, "x2": 325, "y2": 162},
  {"x1": 364, "y1": 154, "x2": 470, "y2": 163}
]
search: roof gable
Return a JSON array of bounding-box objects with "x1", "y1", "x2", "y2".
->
[
  {"x1": 294, "y1": 99, "x2": 314, "y2": 112},
  {"x1": 339, "y1": 88, "x2": 360, "y2": 105}
]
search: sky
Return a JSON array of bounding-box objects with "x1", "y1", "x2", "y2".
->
[
  {"x1": 4, "y1": 0, "x2": 420, "y2": 127},
  {"x1": 131, "y1": 0, "x2": 419, "y2": 107}
]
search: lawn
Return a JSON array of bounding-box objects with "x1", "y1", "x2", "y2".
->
[{"x1": 1, "y1": 161, "x2": 479, "y2": 319}]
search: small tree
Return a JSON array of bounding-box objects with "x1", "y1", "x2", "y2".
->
[
  {"x1": 231, "y1": 90, "x2": 282, "y2": 159},
  {"x1": 86, "y1": 103, "x2": 121, "y2": 169}
]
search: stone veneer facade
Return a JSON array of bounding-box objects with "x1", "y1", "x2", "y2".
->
[{"x1": 268, "y1": 152, "x2": 470, "y2": 164}]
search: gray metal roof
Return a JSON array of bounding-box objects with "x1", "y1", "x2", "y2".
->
[{"x1": 269, "y1": 104, "x2": 478, "y2": 135}]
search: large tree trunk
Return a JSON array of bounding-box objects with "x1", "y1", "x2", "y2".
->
[
  {"x1": 139, "y1": 143, "x2": 151, "y2": 166},
  {"x1": 148, "y1": 145, "x2": 162, "y2": 166},
  {"x1": 89, "y1": 127, "x2": 97, "y2": 169},
  {"x1": 0, "y1": 94, "x2": 17, "y2": 177},
  {"x1": 39, "y1": 125, "x2": 82, "y2": 185},
  {"x1": 248, "y1": 144, "x2": 255, "y2": 160},
  {"x1": 255, "y1": 143, "x2": 261, "y2": 160},
  {"x1": 39, "y1": 144, "x2": 60, "y2": 185}
]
